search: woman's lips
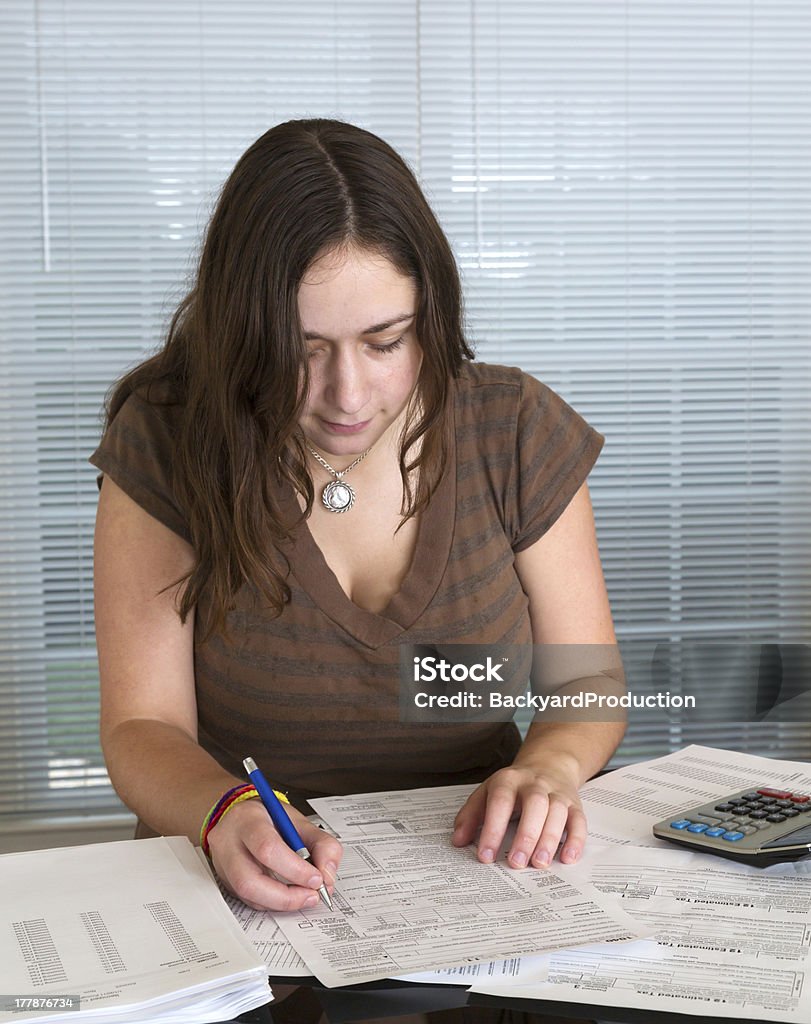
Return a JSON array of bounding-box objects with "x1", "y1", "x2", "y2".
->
[{"x1": 320, "y1": 418, "x2": 371, "y2": 436}]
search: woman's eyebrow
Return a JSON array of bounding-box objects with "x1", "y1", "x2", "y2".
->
[{"x1": 303, "y1": 312, "x2": 415, "y2": 342}]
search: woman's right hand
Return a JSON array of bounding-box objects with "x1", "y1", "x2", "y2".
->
[{"x1": 207, "y1": 797, "x2": 343, "y2": 912}]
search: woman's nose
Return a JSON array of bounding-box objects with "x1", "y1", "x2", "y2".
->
[{"x1": 324, "y1": 350, "x2": 369, "y2": 415}]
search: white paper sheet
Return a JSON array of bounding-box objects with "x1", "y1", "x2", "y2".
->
[
  {"x1": 470, "y1": 842, "x2": 811, "y2": 1021},
  {"x1": 216, "y1": 841, "x2": 552, "y2": 987},
  {"x1": 310, "y1": 784, "x2": 476, "y2": 838},
  {"x1": 270, "y1": 830, "x2": 646, "y2": 987},
  {"x1": 255, "y1": 747, "x2": 811, "y2": 998},
  {"x1": 311, "y1": 745, "x2": 811, "y2": 856},
  {"x1": 217, "y1": 888, "x2": 312, "y2": 977},
  {"x1": 215, "y1": 849, "x2": 548, "y2": 988},
  {"x1": 579, "y1": 743, "x2": 811, "y2": 848},
  {"x1": 393, "y1": 956, "x2": 549, "y2": 987},
  {"x1": 0, "y1": 837, "x2": 270, "y2": 1024}
]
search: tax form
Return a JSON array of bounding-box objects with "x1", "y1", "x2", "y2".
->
[
  {"x1": 221, "y1": 884, "x2": 551, "y2": 987},
  {"x1": 270, "y1": 795, "x2": 646, "y2": 987},
  {"x1": 579, "y1": 743, "x2": 811, "y2": 848},
  {"x1": 309, "y1": 745, "x2": 811, "y2": 853},
  {"x1": 215, "y1": 803, "x2": 548, "y2": 986},
  {"x1": 310, "y1": 784, "x2": 476, "y2": 838},
  {"x1": 252, "y1": 746, "x2": 811, "y2": 994},
  {"x1": 469, "y1": 842, "x2": 811, "y2": 1021},
  {"x1": 306, "y1": 746, "x2": 811, "y2": 1002},
  {"x1": 218, "y1": 890, "x2": 311, "y2": 976},
  {"x1": 221, "y1": 899, "x2": 552, "y2": 988}
]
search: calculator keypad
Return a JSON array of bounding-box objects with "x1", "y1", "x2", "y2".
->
[{"x1": 653, "y1": 784, "x2": 811, "y2": 865}]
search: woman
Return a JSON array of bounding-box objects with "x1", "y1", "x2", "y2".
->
[{"x1": 91, "y1": 117, "x2": 623, "y2": 947}]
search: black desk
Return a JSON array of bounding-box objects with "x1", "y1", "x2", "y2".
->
[{"x1": 224, "y1": 977, "x2": 785, "y2": 1024}]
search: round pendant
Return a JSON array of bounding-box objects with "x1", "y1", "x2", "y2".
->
[{"x1": 322, "y1": 479, "x2": 355, "y2": 513}]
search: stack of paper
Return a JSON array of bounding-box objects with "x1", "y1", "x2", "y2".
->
[{"x1": 0, "y1": 836, "x2": 270, "y2": 1024}]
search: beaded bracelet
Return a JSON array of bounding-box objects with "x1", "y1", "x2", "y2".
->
[
  {"x1": 200, "y1": 782, "x2": 291, "y2": 857},
  {"x1": 200, "y1": 784, "x2": 257, "y2": 855}
]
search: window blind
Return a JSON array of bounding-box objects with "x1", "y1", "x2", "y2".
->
[
  {"x1": 1, "y1": 0, "x2": 809, "y2": 825},
  {"x1": 418, "y1": 0, "x2": 811, "y2": 762}
]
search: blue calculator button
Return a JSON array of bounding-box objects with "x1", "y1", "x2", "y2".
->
[
  {"x1": 687, "y1": 823, "x2": 709, "y2": 833},
  {"x1": 722, "y1": 831, "x2": 745, "y2": 841},
  {"x1": 670, "y1": 820, "x2": 693, "y2": 830},
  {"x1": 704, "y1": 827, "x2": 726, "y2": 837}
]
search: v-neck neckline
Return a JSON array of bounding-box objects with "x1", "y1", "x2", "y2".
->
[{"x1": 278, "y1": 405, "x2": 457, "y2": 650}]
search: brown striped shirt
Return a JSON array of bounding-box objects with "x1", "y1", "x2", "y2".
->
[{"x1": 90, "y1": 361, "x2": 603, "y2": 811}]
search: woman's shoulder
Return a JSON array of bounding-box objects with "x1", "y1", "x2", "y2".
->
[
  {"x1": 109, "y1": 377, "x2": 186, "y2": 437},
  {"x1": 128, "y1": 376, "x2": 185, "y2": 412},
  {"x1": 453, "y1": 360, "x2": 551, "y2": 419},
  {"x1": 456, "y1": 359, "x2": 526, "y2": 390},
  {"x1": 453, "y1": 362, "x2": 603, "y2": 552},
  {"x1": 93, "y1": 376, "x2": 186, "y2": 490},
  {"x1": 90, "y1": 376, "x2": 190, "y2": 542},
  {"x1": 452, "y1": 359, "x2": 601, "y2": 455}
]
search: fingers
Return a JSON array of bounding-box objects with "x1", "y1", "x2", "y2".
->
[
  {"x1": 451, "y1": 785, "x2": 487, "y2": 848},
  {"x1": 453, "y1": 768, "x2": 587, "y2": 870},
  {"x1": 222, "y1": 863, "x2": 324, "y2": 913},
  {"x1": 557, "y1": 805, "x2": 587, "y2": 864},
  {"x1": 297, "y1": 817, "x2": 343, "y2": 889},
  {"x1": 507, "y1": 788, "x2": 555, "y2": 867},
  {"x1": 504, "y1": 788, "x2": 586, "y2": 868},
  {"x1": 476, "y1": 779, "x2": 520, "y2": 864},
  {"x1": 208, "y1": 799, "x2": 343, "y2": 912}
]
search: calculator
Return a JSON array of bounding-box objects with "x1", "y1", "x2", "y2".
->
[{"x1": 652, "y1": 786, "x2": 811, "y2": 866}]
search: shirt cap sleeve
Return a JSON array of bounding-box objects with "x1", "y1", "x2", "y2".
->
[
  {"x1": 509, "y1": 373, "x2": 604, "y2": 552},
  {"x1": 89, "y1": 390, "x2": 191, "y2": 544}
]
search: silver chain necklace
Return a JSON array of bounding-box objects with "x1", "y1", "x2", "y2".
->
[{"x1": 306, "y1": 444, "x2": 374, "y2": 513}]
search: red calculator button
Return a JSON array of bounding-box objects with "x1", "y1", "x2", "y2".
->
[
  {"x1": 757, "y1": 788, "x2": 792, "y2": 799},
  {"x1": 790, "y1": 795, "x2": 810, "y2": 803}
]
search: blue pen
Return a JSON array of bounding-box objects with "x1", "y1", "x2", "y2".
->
[{"x1": 243, "y1": 756, "x2": 333, "y2": 910}]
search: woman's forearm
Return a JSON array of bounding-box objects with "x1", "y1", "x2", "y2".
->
[{"x1": 102, "y1": 718, "x2": 242, "y2": 842}]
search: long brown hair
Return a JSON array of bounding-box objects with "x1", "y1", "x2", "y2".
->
[{"x1": 105, "y1": 118, "x2": 474, "y2": 638}]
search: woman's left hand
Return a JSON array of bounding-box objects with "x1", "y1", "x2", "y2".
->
[{"x1": 451, "y1": 759, "x2": 586, "y2": 869}]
